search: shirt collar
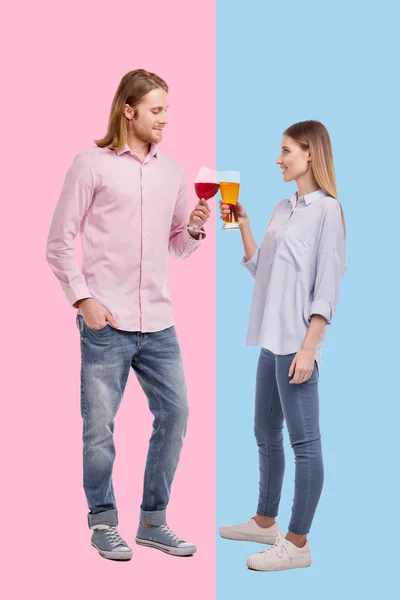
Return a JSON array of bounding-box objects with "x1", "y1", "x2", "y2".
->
[
  {"x1": 115, "y1": 143, "x2": 158, "y2": 159},
  {"x1": 289, "y1": 188, "x2": 327, "y2": 208}
]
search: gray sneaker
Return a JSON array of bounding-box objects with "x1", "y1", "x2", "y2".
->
[
  {"x1": 135, "y1": 523, "x2": 196, "y2": 556},
  {"x1": 91, "y1": 526, "x2": 133, "y2": 561}
]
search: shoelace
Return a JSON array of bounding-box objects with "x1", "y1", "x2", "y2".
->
[
  {"x1": 104, "y1": 527, "x2": 126, "y2": 548},
  {"x1": 233, "y1": 519, "x2": 253, "y2": 528},
  {"x1": 261, "y1": 531, "x2": 287, "y2": 559},
  {"x1": 159, "y1": 524, "x2": 182, "y2": 544}
]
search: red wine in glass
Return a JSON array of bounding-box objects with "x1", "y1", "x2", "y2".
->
[
  {"x1": 195, "y1": 182, "x2": 220, "y2": 200},
  {"x1": 187, "y1": 168, "x2": 219, "y2": 234}
]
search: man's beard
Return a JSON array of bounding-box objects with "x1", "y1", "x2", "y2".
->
[{"x1": 133, "y1": 126, "x2": 157, "y2": 145}]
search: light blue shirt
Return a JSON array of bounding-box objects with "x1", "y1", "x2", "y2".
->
[{"x1": 241, "y1": 189, "x2": 346, "y2": 366}]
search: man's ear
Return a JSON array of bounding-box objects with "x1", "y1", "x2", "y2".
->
[{"x1": 124, "y1": 104, "x2": 134, "y2": 121}]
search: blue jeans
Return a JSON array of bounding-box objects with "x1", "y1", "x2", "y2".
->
[
  {"x1": 77, "y1": 315, "x2": 189, "y2": 529},
  {"x1": 255, "y1": 348, "x2": 323, "y2": 535}
]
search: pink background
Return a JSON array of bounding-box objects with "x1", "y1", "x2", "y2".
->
[{"x1": 2, "y1": 1, "x2": 215, "y2": 598}]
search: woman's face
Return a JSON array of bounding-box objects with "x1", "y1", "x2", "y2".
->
[{"x1": 276, "y1": 135, "x2": 311, "y2": 182}]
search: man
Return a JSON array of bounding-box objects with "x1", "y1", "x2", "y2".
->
[{"x1": 46, "y1": 69, "x2": 210, "y2": 561}]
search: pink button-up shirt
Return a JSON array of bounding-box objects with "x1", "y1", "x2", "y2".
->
[{"x1": 46, "y1": 143, "x2": 206, "y2": 332}]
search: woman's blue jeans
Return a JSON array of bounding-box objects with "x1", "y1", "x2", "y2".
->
[{"x1": 255, "y1": 348, "x2": 324, "y2": 535}]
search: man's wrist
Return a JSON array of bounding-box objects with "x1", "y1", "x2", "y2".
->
[
  {"x1": 74, "y1": 297, "x2": 92, "y2": 308},
  {"x1": 187, "y1": 226, "x2": 205, "y2": 240}
]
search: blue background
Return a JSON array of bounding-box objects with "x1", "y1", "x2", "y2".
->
[{"x1": 217, "y1": 0, "x2": 399, "y2": 596}]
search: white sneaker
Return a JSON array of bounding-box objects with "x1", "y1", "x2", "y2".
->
[
  {"x1": 246, "y1": 532, "x2": 311, "y2": 571},
  {"x1": 219, "y1": 518, "x2": 281, "y2": 544}
]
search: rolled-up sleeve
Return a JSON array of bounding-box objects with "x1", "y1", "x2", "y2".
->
[
  {"x1": 309, "y1": 201, "x2": 346, "y2": 324},
  {"x1": 45, "y1": 153, "x2": 95, "y2": 307},
  {"x1": 168, "y1": 170, "x2": 206, "y2": 259},
  {"x1": 240, "y1": 248, "x2": 260, "y2": 277}
]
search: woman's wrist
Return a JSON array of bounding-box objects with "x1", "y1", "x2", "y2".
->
[
  {"x1": 240, "y1": 217, "x2": 251, "y2": 235},
  {"x1": 301, "y1": 344, "x2": 317, "y2": 353}
]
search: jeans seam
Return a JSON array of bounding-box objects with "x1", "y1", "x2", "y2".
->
[
  {"x1": 298, "y1": 385, "x2": 311, "y2": 536},
  {"x1": 80, "y1": 337, "x2": 88, "y2": 440},
  {"x1": 133, "y1": 356, "x2": 165, "y2": 512},
  {"x1": 263, "y1": 378, "x2": 279, "y2": 516}
]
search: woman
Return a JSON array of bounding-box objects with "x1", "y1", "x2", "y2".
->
[{"x1": 219, "y1": 120, "x2": 346, "y2": 572}]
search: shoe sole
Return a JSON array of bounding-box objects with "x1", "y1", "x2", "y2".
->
[
  {"x1": 135, "y1": 537, "x2": 196, "y2": 557},
  {"x1": 91, "y1": 541, "x2": 133, "y2": 561},
  {"x1": 219, "y1": 531, "x2": 277, "y2": 544},
  {"x1": 246, "y1": 559, "x2": 312, "y2": 572}
]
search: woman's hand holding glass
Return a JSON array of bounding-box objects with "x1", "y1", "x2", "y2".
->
[{"x1": 219, "y1": 198, "x2": 248, "y2": 225}]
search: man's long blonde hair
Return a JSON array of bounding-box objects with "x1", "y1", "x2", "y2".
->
[
  {"x1": 95, "y1": 69, "x2": 168, "y2": 151},
  {"x1": 284, "y1": 120, "x2": 346, "y2": 238}
]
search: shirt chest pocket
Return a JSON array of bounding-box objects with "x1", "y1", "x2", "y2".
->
[{"x1": 275, "y1": 229, "x2": 316, "y2": 271}]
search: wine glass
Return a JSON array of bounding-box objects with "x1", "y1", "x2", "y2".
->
[
  {"x1": 187, "y1": 167, "x2": 219, "y2": 235},
  {"x1": 218, "y1": 170, "x2": 241, "y2": 230}
]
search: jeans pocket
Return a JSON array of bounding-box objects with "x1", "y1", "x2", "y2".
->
[{"x1": 82, "y1": 318, "x2": 109, "y2": 333}]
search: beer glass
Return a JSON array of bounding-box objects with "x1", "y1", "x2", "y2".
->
[
  {"x1": 187, "y1": 167, "x2": 219, "y2": 235},
  {"x1": 219, "y1": 170, "x2": 241, "y2": 230}
]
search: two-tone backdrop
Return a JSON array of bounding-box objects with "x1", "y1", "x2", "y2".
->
[{"x1": 2, "y1": 0, "x2": 399, "y2": 598}]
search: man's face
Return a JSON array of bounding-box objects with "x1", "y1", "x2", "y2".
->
[{"x1": 126, "y1": 88, "x2": 168, "y2": 144}]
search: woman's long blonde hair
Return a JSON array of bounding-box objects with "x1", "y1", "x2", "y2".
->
[
  {"x1": 284, "y1": 120, "x2": 346, "y2": 238},
  {"x1": 95, "y1": 69, "x2": 168, "y2": 151}
]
